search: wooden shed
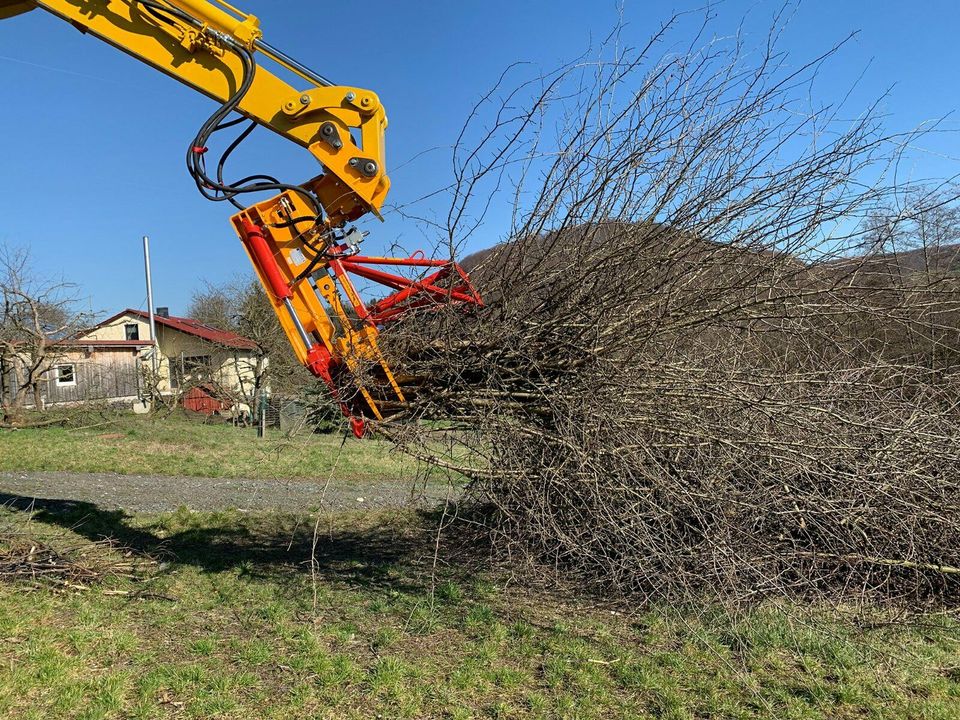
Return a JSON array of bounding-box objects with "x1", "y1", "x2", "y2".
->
[{"x1": 182, "y1": 383, "x2": 233, "y2": 416}]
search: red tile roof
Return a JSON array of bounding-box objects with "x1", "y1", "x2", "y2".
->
[{"x1": 92, "y1": 309, "x2": 260, "y2": 351}]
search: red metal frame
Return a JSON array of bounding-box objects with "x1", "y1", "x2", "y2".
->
[{"x1": 326, "y1": 247, "x2": 484, "y2": 327}]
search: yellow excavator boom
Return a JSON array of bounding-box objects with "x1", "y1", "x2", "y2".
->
[{"x1": 0, "y1": 0, "x2": 389, "y2": 223}]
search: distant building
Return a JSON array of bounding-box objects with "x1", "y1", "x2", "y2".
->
[{"x1": 8, "y1": 308, "x2": 265, "y2": 413}]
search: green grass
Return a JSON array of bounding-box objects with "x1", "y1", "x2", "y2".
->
[
  {"x1": 0, "y1": 505, "x2": 957, "y2": 719},
  {"x1": 0, "y1": 413, "x2": 409, "y2": 481}
]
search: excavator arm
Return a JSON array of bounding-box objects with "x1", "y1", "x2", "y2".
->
[
  {"x1": 1, "y1": 0, "x2": 388, "y2": 223},
  {"x1": 1, "y1": 0, "x2": 482, "y2": 436}
]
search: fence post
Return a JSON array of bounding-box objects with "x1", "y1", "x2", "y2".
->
[{"x1": 257, "y1": 392, "x2": 266, "y2": 438}]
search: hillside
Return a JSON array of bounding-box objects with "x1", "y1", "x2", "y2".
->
[{"x1": 460, "y1": 224, "x2": 960, "y2": 287}]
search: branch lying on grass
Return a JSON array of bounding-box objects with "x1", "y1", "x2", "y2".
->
[
  {"x1": 0, "y1": 417, "x2": 69, "y2": 430},
  {"x1": 790, "y1": 553, "x2": 960, "y2": 577}
]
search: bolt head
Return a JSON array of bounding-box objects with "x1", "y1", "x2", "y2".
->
[
  {"x1": 345, "y1": 92, "x2": 356, "y2": 102},
  {"x1": 299, "y1": 94, "x2": 310, "y2": 105}
]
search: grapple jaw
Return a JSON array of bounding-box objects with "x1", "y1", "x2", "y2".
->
[{"x1": 231, "y1": 187, "x2": 482, "y2": 436}]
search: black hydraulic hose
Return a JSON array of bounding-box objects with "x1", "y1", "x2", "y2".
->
[{"x1": 131, "y1": 0, "x2": 327, "y2": 225}]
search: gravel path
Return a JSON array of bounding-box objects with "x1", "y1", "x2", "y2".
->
[{"x1": 0, "y1": 471, "x2": 453, "y2": 513}]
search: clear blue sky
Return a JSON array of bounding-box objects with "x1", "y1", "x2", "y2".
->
[{"x1": 1, "y1": 0, "x2": 957, "y2": 317}]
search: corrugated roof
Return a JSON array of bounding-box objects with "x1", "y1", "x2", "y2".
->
[{"x1": 91, "y1": 309, "x2": 260, "y2": 351}]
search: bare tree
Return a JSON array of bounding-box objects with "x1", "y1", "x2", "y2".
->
[
  {"x1": 372, "y1": 15, "x2": 960, "y2": 606},
  {"x1": 188, "y1": 276, "x2": 311, "y2": 411},
  {"x1": 0, "y1": 244, "x2": 94, "y2": 423}
]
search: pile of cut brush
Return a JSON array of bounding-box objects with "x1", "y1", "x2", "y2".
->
[
  {"x1": 0, "y1": 535, "x2": 151, "y2": 592},
  {"x1": 374, "y1": 17, "x2": 960, "y2": 606}
]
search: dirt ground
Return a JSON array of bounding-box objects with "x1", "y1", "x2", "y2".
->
[{"x1": 0, "y1": 470, "x2": 455, "y2": 513}]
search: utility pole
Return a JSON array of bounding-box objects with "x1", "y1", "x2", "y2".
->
[
  {"x1": 143, "y1": 236, "x2": 158, "y2": 375},
  {"x1": 142, "y1": 237, "x2": 160, "y2": 411}
]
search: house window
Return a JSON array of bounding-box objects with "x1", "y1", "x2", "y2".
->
[
  {"x1": 124, "y1": 323, "x2": 140, "y2": 341},
  {"x1": 56, "y1": 364, "x2": 76, "y2": 386}
]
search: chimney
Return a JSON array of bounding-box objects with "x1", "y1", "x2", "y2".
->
[{"x1": 156, "y1": 307, "x2": 170, "y2": 318}]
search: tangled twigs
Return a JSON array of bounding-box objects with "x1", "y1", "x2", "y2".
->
[
  {"x1": 374, "y1": 13, "x2": 960, "y2": 607},
  {"x1": 0, "y1": 537, "x2": 154, "y2": 592}
]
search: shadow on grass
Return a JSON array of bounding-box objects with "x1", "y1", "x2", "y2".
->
[{"x1": 0, "y1": 492, "x2": 476, "y2": 596}]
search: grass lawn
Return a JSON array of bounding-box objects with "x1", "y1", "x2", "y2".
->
[
  {"x1": 0, "y1": 504, "x2": 957, "y2": 720},
  {"x1": 0, "y1": 413, "x2": 410, "y2": 481}
]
